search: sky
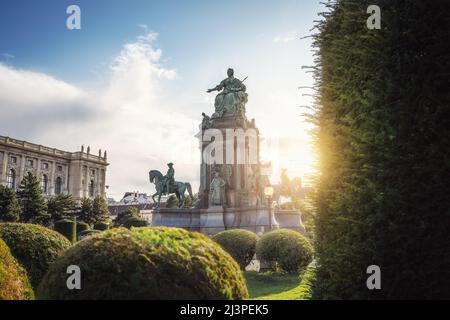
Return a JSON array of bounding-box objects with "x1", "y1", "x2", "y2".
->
[{"x1": 0, "y1": 0, "x2": 323, "y2": 200}]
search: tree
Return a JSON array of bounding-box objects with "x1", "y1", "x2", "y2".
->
[
  {"x1": 113, "y1": 207, "x2": 140, "y2": 227},
  {"x1": 77, "y1": 197, "x2": 95, "y2": 225},
  {"x1": 17, "y1": 172, "x2": 50, "y2": 226},
  {"x1": 166, "y1": 194, "x2": 179, "y2": 208},
  {"x1": 47, "y1": 194, "x2": 77, "y2": 222},
  {"x1": 0, "y1": 185, "x2": 21, "y2": 222},
  {"x1": 312, "y1": 0, "x2": 450, "y2": 299},
  {"x1": 92, "y1": 195, "x2": 111, "y2": 224}
]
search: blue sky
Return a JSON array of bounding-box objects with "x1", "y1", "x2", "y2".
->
[{"x1": 0, "y1": 0, "x2": 322, "y2": 199}]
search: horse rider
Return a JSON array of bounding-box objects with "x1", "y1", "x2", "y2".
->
[{"x1": 164, "y1": 162, "x2": 175, "y2": 193}]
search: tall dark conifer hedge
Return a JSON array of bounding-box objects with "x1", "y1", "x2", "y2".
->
[{"x1": 313, "y1": 0, "x2": 450, "y2": 299}]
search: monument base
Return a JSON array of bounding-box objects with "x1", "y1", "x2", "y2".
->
[
  {"x1": 200, "y1": 206, "x2": 225, "y2": 236},
  {"x1": 152, "y1": 207, "x2": 305, "y2": 236}
]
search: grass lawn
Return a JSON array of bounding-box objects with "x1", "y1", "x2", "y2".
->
[{"x1": 244, "y1": 266, "x2": 315, "y2": 300}]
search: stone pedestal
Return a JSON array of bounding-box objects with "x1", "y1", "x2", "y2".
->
[{"x1": 200, "y1": 206, "x2": 225, "y2": 236}]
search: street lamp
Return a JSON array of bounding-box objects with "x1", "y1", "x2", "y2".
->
[{"x1": 264, "y1": 186, "x2": 274, "y2": 231}]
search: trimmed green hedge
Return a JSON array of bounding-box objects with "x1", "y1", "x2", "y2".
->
[
  {"x1": 256, "y1": 229, "x2": 313, "y2": 274},
  {"x1": 0, "y1": 238, "x2": 34, "y2": 300},
  {"x1": 38, "y1": 227, "x2": 248, "y2": 300},
  {"x1": 76, "y1": 221, "x2": 90, "y2": 234},
  {"x1": 312, "y1": 0, "x2": 450, "y2": 299},
  {"x1": 54, "y1": 219, "x2": 76, "y2": 243},
  {"x1": 212, "y1": 229, "x2": 259, "y2": 269},
  {"x1": 0, "y1": 223, "x2": 72, "y2": 288},
  {"x1": 123, "y1": 216, "x2": 148, "y2": 229},
  {"x1": 93, "y1": 222, "x2": 110, "y2": 231}
]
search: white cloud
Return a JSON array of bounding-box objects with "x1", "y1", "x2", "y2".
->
[
  {"x1": 273, "y1": 31, "x2": 297, "y2": 43},
  {"x1": 0, "y1": 31, "x2": 200, "y2": 200}
]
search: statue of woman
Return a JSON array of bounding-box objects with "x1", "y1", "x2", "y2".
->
[
  {"x1": 209, "y1": 170, "x2": 226, "y2": 206},
  {"x1": 207, "y1": 68, "x2": 248, "y2": 118}
]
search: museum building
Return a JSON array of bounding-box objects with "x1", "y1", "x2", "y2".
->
[{"x1": 0, "y1": 135, "x2": 108, "y2": 201}]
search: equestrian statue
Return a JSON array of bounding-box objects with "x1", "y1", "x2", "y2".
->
[{"x1": 149, "y1": 162, "x2": 194, "y2": 208}]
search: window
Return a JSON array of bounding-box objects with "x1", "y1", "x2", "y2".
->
[
  {"x1": 91, "y1": 169, "x2": 95, "y2": 176},
  {"x1": 42, "y1": 162, "x2": 49, "y2": 170},
  {"x1": 55, "y1": 177, "x2": 62, "y2": 195},
  {"x1": 27, "y1": 159, "x2": 34, "y2": 167},
  {"x1": 57, "y1": 165, "x2": 63, "y2": 172},
  {"x1": 10, "y1": 156, "x2": 17, "y2": 164},
  {"x1": 7, "y1": 169, "x2": 16, "y2": 189},
  {"x1": 41, "y1": 174, "x2": 48, "y2": 194},
  {"x1": 89, "y1": 180, "x2": 95, "y2": 197}
]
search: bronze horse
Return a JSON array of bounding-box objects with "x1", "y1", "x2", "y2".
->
[{"x1": 149, "y1": 170, "x2": 194, "y2": 208}]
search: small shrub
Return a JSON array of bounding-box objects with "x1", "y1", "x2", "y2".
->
[
  {"x1": 212, "y1": 229, "x2": 259, "y2": 269},
  {"x1": 38, "y1": 227, "x2": 248, "y2": 300},
  {"x1": 256, "y1": 229, "x2": 313, "y2": 274},
  {"x1": 54, "y1": 219, "x2": 76, "y2": 243},
  {"x1": 0, "y1": 238, "x2": 34, "y2": 300},
  {"x1": 123, "y1": 216, "x2": 148, "y2": 229},
  {"x1": 0, "y1": 223, "x2": 71, "y2": 288},
  {"x1": 93, "y1": 221, "x2": 110, "y2": 231},
  {"x1": 76, "y1": 221, "x2": 90, "y2": 233}
]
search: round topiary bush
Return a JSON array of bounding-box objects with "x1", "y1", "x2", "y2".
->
[
  {"x1": 0, "y1": 223, "x2": 72, "y2": 288},
  {"x1": 256, "y1": 228, "x2": 314, "y2": 274},
  {"x1": 0, "y1": 238, "x2": 34, "y2": 300},
  {"x1": 76, "y1": 229, "x2": 101, "y2": 241},
  {"x1": 38, "y1": 227, "x2": 248, "y2": 300},
  {"x1": 76, "y1": 221, "x2": 90, "y2": 234},
  {"x1": 54, "y1": 219, "x2": 76, "y2": 243},
  {"x1": 123, "y1": 216, "x2": 148, "y2": 229},
  {"x1": 212, "y1": 229, "x2": 259, "y2": 269}
]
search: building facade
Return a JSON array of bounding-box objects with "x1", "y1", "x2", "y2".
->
[{"x1": 0, "y1": 136, "x2": 109, "y2": 201}]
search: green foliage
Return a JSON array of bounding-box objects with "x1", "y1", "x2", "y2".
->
[
  {"x1": 0, "y1": 238, "x2": 34, "y2": 300},
  {"x1": 212, "y1": 229, "x2": 259, "y2": 269},
  {"x1": 245, "y1": 266, "x2": 316, "y2": 300},
  {"x1": 37, "y1": 227, "x2": 248, "y2": 300},
  {"x1": 17, "y1": 172, "x2": 50, "y2": 226},
  {"x1": 0, "y1": 185, "x2": 21, "y2": 222},
  {"x1": 312, "y1": 0, "x2": 450, "y2": 299},
  {"x1": 123, "y1": 216, "x2": 148, "y2": 229},
  {"x1": 93, "y1": 221, "x2": 110, "y2": 231},
  {"x1": 166, "y1": 194, "x2": 179, "y2": 208},
  {"x1": 77, "y1": 197, "x2": 95, "y2": 225},
  {"x1": 113, "y1": 207, "x2": 140, "y2": 227},
  {"x1": 77, "y1": 196, "x2": 111, "y2": 226},
  {"x1": 47, "y1": 194, "x2": 77, "y2": 222},
  {"x1": 76, "y1": 221, "x2": 90, "y2": 234},
  {"x1": 77, "y1": 229, "x2": 101, "y2": 241},
  {"x1": 0, "y1": 223, "x2": 71, "y2": 288},
  {"x1": 54, "y1": 219, "x2": 76, "y2": 243},
  {"x1": 182, "y1": 195, "x2": 193, "y2": 208},
  {"x1": 256, "y1": 229, "x2": 313, "y2": 274},
  {"x1": 92, "y1": 195, "x2": 111, "y2": 224}
]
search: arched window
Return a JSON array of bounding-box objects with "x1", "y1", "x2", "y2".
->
[
  {"x1": 41, "y1": 174, "x2": 48, "y2": 194},
  {"x1": 55, "y1": 177, "x2": 62, "y2": 195},
  {"x1": 89, "y1": 180, "x2": 95, "y2": 197},
  {"x1": 6, "y1": 169, "x2": 16, "y2": 189}
]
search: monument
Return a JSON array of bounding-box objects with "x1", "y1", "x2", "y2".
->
[{"x1": 151, "y1": 68, "x2": 305, "y2": 236}]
